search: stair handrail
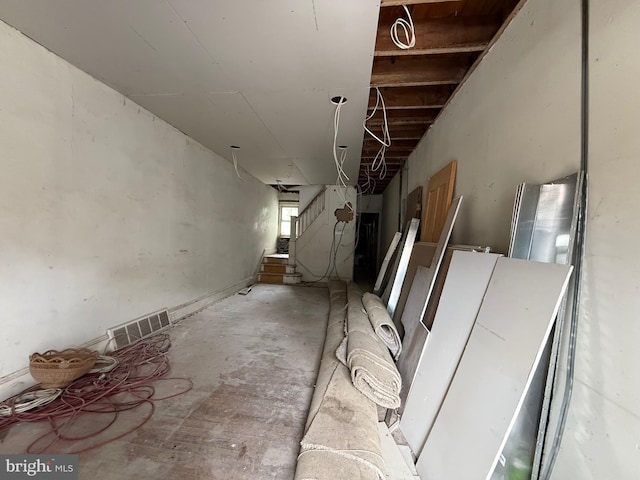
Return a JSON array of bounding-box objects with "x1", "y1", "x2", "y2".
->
[
  {"x1": 296, "y1": 186, "x2": 327, "y2": 238},
  {"x1": 289, "y1": 186, "x2": 327, "y2": 268}
]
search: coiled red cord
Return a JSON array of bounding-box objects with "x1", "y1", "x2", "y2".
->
[{"x1": 0, "y1": 334, "x2": 192, "y2": 454}]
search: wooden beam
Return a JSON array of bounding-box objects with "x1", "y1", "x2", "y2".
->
[
  {"x1": 375, "y1": 15, "x2": 500, "y2": 56},
  {"x1": 385, "y1": 125, "x2": 429, "y2": 140},
  {"x1": 362, "y1": 144, "x2": 416, "y2": 155},
  {"x1": 368, "y1": 86, "x2": 452, "y2": 110},
  {"x1": 361, "y1": 156, "x2": 407, "y2": 162},
  {"x1": 363, "y1": 139, "x2": 419, "y2": 149},
  {"x1": 365, "y1": 108, "x2": 438, "y2": 126},
  {"x1": 381, "y1": 0, "x2": 460, "y2": 6},
  {"x1": 371, "y1": 54, "x2": 475, "y2": 87}
]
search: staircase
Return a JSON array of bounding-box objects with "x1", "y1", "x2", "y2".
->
[
  {"x1": 257, "y1": 254, "x2": 302, "y2": 284},
  {"x1": 258, "y1": 186, "x2": 327, "y2": 285}
]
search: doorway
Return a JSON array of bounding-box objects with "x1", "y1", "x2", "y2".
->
[{"x1": 354, "y1": 212, "x2": 380, "y2": 289}]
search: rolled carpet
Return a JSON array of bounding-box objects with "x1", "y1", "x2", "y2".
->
[
  {"x1": 362, "y1": 292, "x2": 402, "y2": 359},
  {"x1": 346, "y1": 283, "x2": 402, "y2": 410},
  {"x1": 296, "y1": 280, "x2": 385, "y2": 480}
]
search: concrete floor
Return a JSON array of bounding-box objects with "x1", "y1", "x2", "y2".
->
[{"x1": 0, "y1": 284, "x2": 329, "y2": 480}]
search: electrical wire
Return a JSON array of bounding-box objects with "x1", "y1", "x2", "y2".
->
[
  {"x1": 333, "y1": 97, "x2": 350, "y2": 187},
  {"x1": 362, "y1": 164, "x2": 376, "y2": 195},
  {"x1": 331, "y1": 98, "x2": 355, "y2": 213},
  {"x1": 0, "y1": 389, "x2": 62, "y2": 416},
  {"x1": 390, "y1": 5, "x2": 416, "y2": 50},
  {"x1": 363, "y1": 87, "x2": 391, "y2": 183},
  {"x1": 0, "y1": 334, "x2": 192, "y2": 454},
  {"x1": 299, "y1": 221, "x2": 343, "y2": 283},
  {"x1": 364, "y1": 88, "x2": 391, "y2": 148},
  {"x1": 231, "y1": 148, "x2": 242, "y2": 179}
]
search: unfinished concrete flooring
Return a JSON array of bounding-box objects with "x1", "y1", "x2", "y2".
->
[{"x1": 0, "y1": 284, "x2": 329, "y2": 480}]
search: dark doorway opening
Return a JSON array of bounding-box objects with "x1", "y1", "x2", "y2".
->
[{"x1": 354, "y1": 212, "x2": 379, "y2": 290}]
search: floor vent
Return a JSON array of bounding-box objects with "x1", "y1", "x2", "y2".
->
[{"x1": 106, "y1": 309, "x2": 171, "y2": 350}]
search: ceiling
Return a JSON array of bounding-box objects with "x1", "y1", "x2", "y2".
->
[
  {"x1": 360, "y1": 0, "x2": 520, "y2": 193},
  {"x1": 0, "y1": 0, "x2": 380, "y2": 186},
  {"x1": 0, "y1": 0, "x2": 520, "y2": 195}
]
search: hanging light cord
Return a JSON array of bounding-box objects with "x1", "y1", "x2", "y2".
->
[
  {"x1": 231, "y1": 149, "x2": 242, "y2": 179},
  {"x1": 363, "y1": 87, "x2": 391, "y2": 181},
  {"x1": 390, "y1": 5, "x2": 416, "y2": 50}
]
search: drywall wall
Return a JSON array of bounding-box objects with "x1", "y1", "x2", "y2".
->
[
  {"x1": 407, "y1": 0, "x2": 581, "y2": 253},
  {"x1": 295, "y1": 186, "x2": 356, "y2": 282},
  {"x1": 0, "y1": 20, "x2": 278, "y2": 393},
  {"x1": 403, "y1": 0, "x2": 640, "y2": 477},
  {"x1": 298, "y1": 185, "x2": 325, "y2": 212},
  {"x1": 359, "y1": 194, "x2": 383, "y2": 213},
  {"x1": 549, "y1": 1, "x2": 640, "y2": 478},
  {"x1": 381, "y1": 172, "x2": 402, "y2": 269}
]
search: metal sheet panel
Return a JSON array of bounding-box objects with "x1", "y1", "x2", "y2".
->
[
  {"x1": 385, "y1": 218, "x2": 420, "y2": 318},
  {"x1": 374, "y1": 231, "x2": 402, "y2": 295},
  {"x1": 503, "y1": 173, "x2": 580, "y2": 480},
  {"x1": 509, "y1": 183, "x2": 541, "y2": 258},
  {"x1": 416, "y1": 258, "x2": 573, "y2": 480}
]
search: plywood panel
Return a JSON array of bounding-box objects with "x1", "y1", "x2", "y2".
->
[
  {"x1": 400, "y1": 251, "x2": 501, "y2": 456},
  {"x1": 396, "y1": 198, "x2": 462, "y2": 393},
  {"x1": 417, "y1": 258, "x2": 572, "y2": 480},
  {"x1": 420, "y1": 160, "x2": 457, "y2": 242},
  {"x1": 392, "y1": 242, "x2": 437, "y2": 328},
  {"x1": 405, "y1": 186, "x2": 423, "y2": 225}
]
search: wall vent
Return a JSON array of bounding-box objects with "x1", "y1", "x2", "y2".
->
[{"x1": 106, "y1": 309, "x2": 171, "y2": 350}]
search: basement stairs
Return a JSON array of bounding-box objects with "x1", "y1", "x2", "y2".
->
[{"x1": 258, "y1": 186, "x2": 327, "y2": 286}]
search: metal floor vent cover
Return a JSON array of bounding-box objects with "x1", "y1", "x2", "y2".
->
[{"x1": 107, "y1": 309, "x2": 171, "y2": 349}]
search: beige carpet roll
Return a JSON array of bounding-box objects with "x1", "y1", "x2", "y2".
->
[
  {"x1": 296, "y1": 364, "x2": 384, "y2": 480},
  {"x1": 305, "y1": 280, "x2": 348, "y2": 430},
  {"x1": 346, "y1": 283, "x2": 402, "y2": 409},
  {"x1": 295, "y1": 280, "x2": 385, "y2": 480},
  {"x1": 362, "y1": 292, "x2": 402, "y2": 359}
]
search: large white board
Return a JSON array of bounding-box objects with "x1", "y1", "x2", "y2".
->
[
  {"x1": 417, "y1": 257, "x2": 572, "y2": 480},
  {"x1": 400, "y1": 251, "x2": 502, "y2": 456}
]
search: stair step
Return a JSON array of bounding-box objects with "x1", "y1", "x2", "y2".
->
[
  {"x1": 263, "y1": 254, "x2": 289, "y2": 265},
  {"x1": 258, "y1": 272, "x2": 302, "y2": 285},
  {"x1": 261, "y1": 264, "x2": 297, "y2": 274}
]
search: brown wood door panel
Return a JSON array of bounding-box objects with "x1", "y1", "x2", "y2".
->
[{"x1": 420, "y1": 160, "x2": 457, "y2": 242}]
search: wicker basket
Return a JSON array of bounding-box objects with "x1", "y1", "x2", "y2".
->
[{"x1": 29, "y1": 348, "x2": 98, "y2": 388}]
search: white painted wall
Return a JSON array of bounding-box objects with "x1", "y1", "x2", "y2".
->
[
  {"x1": 403, "y1": 0, "x2": 640, "y2": 476},
  {"x1": 552, "y1": 1, "x2": 640, "y2": 478},
  {"x1": 298, "y1": 185, "x2": 325, "y2": 212},
  {"x1": 407, "y1": 0, "x2": 581, "y2": 253},
  {"x1": 0, "y1": 20, "x2": 278, "y2": 392},
  {"x1": 381, "y1": 172, "x2": 401, "y2": 268},
  {"x1": 359, "y1": 194, "x2": 383, "y2": 213},
  {"x1": 295, "y1": 186, "x2": 356, "y2": 282}
]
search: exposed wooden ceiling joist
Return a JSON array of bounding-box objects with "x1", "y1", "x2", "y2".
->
[
  {"x1": 363, "y1": 139, "x2": 419, "y2": 149},
  {"x1": 368, "y1": 86, "x2": 453, "y2": 110},
  {"x1": 366, "y1": 108, "x2": 439, "y2": 126},
  {"x1": 359, "y1": 0, "x2": 520, "y2": 195},
  {"x1": 380, "y1": 0, "x2": 460, "y2": 6},
  {"x1": 375, "y1": 15, "x2": 500, "y2": 56},
  {"x1": 384, "y1": 125, "x2": 430, "y2": 140},
  {"x1": 362, "y1": 149, "x2": 416, "y2": 158},
  {"x1": 371, "y1": 54, "x2": 476, "y2": 87}
]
